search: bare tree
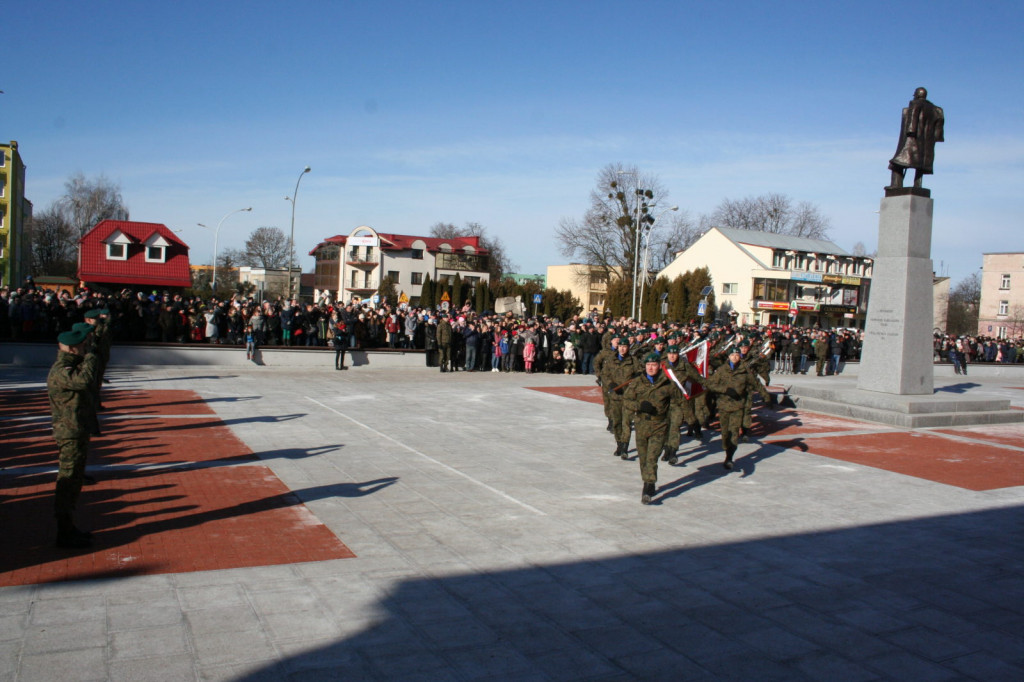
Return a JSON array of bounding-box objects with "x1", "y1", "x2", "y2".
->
[
  {"x1": 243, "y1": 227, "x2": 293, "y2": 269},
  {"x1": 57, "y1": 173, "x2": 130, "y2": 238},
  {"x1": 427, "y1": 221, "x2": 515, "y2": 283},
  {"x1": 29, "y1": 207, "x2": 78, "y2": 277},
  {"x1": 710, "y1": 193, "x2": 831, "y2": 240},
  {"x1": 554, "y1": 163, "x2": 671, "y2": 280},
  {"x1": 946, "y1": 272, "x2": 981, "y2": 335}
]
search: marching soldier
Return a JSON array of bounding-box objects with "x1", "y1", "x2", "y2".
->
[
  {"x1": 660, "y1": 344, "x2": 705, "y2": 464},
  {"x1": 593, "y1": 330, "x2": 622, "y2": 432},
  {"x1": 624, "y1": 352, "x2": 674, "y2": 504},
  {"x1": 703, "y1": 346, "x2": 777, "y2": 470},
  {"x1": 605, "y1": 338, "x2": 640, "y2": 459}
]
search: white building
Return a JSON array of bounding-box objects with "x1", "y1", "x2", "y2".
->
[
  {"x1": 659, "y1": 227, "x2": 874, "y2": 328},
  {"x1": 310, "y1": 225, "x2": 490, "y2": 305}
]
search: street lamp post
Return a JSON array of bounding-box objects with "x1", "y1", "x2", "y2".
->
[
  {"x1": 199, "y1": 207, "x2": 252, "y2": 294},
  {"x1": 285, "y1": 166, "x2": 312, "y2": 301},
  {"x1": 638, "y1": 206, "x2": 679, "y2": 312}
]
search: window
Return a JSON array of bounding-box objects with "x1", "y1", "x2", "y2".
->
[
  {"x1": 411, "y1": 249, "x2": 424, "y2": 260},
  {"x1": 145, "y1": 246, "x2": 166, "y2": 263},
  {"x1": 998, "y1": 300, "x2": 1009, "y2": 316},
  {"x1": 107, "y1": 243, "x2": 127, "y2": 260},
  {"x1": 772, "y1": 251, "x2": 784, "y2": 268},
  {"x1": 1001, "y1": 274, "x2": 1011, "y2": 289},
  {"x1": 722, "y1": 283, "x2": 738, "y2": 295},
  {"x1": 411, "y1": 272, "x2": 423, "y2": 285},
  {"x1": 387, "y1": 270, "x2": 399, "y2": 283}
]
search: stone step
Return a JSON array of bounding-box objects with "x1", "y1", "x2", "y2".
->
[{"x1": 790, "y1": 394, "x2": 1024, "y2": 428}]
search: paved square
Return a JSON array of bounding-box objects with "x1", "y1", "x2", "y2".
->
[{"x1": 1, "y1": 364, "x2": 1023, "y2": 680}]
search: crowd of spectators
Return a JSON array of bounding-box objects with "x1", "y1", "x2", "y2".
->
[{"x1": 2, "y1": 283, "x2": 1022, "y2": 371}]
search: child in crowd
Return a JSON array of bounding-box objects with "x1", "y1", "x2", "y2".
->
[
  {"x1": 563, "y1": 340, "x2": 576, "y2": 374},
  {"x1": 523, "y1": 338, "x2": 536, "y2": 373},
  {"x1": 244, "y1": 324, "x2": 256, "y2": 362}
]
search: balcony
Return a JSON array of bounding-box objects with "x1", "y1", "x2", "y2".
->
[{"x1": 346, "y1": 256, "x2": 378, "y2": 268}]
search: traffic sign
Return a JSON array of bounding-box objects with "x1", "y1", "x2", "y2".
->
[
  {"x1": 533, "y1": 294, "x2": 543, "y2": 304},
  {"x1": 697, "y1": 300, "x2": 707, "y2": 317}
]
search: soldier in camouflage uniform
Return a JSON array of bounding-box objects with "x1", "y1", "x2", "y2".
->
[
  {"x1": 436, "y1": 314, "x2": 453, "y2": 372},
  {"x1": 593, "y1": 330, "x2": 622, "y2": 432},
  {"x1": 703, "y1": 346, "x2": 776, "y2": 470},
  {"x1": 624, "y1": 352, "x2": 675, "y2": 504},
  {"x1": 47, "y1": 325, "x2": 100, "y2": 548},
  {"x1": 604, "y1": 339, "x2": 640, "y2": 459},
  {"x1": 660, "y1": 345, "x2": 705, "y2": 464},
  {"x1": 737, "y1": 339, "x2": 772, "y2": 435}
]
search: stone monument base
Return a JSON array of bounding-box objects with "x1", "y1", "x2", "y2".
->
[{"x1": 787, "y1": 383, "x2": 1022, "y2": 428}]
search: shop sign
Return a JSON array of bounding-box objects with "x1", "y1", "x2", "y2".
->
[
  {"x1": 755, "y1": 301, "x2": 790, "y2": 310},
  {"x1": 791, "y1": 272, "x2": 823, "y2": 283}
]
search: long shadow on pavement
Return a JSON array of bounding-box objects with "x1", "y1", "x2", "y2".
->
[{"x1": 237, "y1": 504, "x2": 1024, "y2": 680}]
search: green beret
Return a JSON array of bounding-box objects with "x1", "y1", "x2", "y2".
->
[
  {"x1": 643, "y1": 352, "x2": 660, "y2": 363},
  {"x1": 84, "y1": 308, "x2": 109, "y2": 319},
  {"x1": 58, "y1": 328, "x2": 91, "y2": 346},
  {"x1": 72, "y1": 322, "x2": 94, "y2": 335},
  {"x1": 666, "y1": 345, "x2": 680, "y2": 354},
  {"x1": 727, "y1": 345, "x2": 741, "y2": 355},
  {"x1": 740, "y1": 339, "x2": 751, "y2": 348}
]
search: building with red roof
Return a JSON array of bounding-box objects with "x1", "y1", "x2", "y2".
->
[
  {"x1": 78, "y1": 220, "x2": 192, "y2": 291},
  {"x1": 310, "y1": 225, "x2": 490, "y2": 304}
]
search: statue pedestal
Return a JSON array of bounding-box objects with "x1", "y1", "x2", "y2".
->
[{"x1": 857, "y1": 194, "x2": 935, "y2": 395}]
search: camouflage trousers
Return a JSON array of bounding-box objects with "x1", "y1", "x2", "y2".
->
[
  {"x1": 55, "y1": 436, "x2": 90, "y2": 516},
  {"x1": 635, "y1": 416, "x2": 668, "y2": 484},
  {"x1": 718, "y1": 409, "x2": 743, "y2": 454},
  {"x1": 438, "y1": 344, "x2": 452, "y2": 370},
  {"x1": 664, "y1": 400, "x2": 698, "y2": 451},
  {"x1": 607, "y1": 394, "x2": 633, "y2": 445}
]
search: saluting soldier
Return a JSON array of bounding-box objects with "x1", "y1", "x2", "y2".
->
[
  {"x1": 48, "y1": 324, "x2": 100, "y2": 548},
  {"x1": 624, "y1": 352, "x2": 675, "y2": 505},
  {"x1": 703, "y1": 346, "x2": 777, "y2": 470}
]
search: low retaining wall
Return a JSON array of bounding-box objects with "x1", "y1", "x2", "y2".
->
[
  {"x1": 0, "y1": 342, "x2": 428, "y2": 370},
  {"x1": 1, "y1": 342, "x2": 1021, "y2": 377}
]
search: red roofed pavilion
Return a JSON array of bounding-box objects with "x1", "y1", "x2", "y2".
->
[{"x1": 78, "y1": 220, "x2": 192, "y2": 290}]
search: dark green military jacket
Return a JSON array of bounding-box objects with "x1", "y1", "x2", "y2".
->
[
  {"x1": 47, "y1": 351, "x2": 99, "y2": 439},
  {"x1": 604, "y1": 352, "x2": 640, "y2": 395},
  {"x1": 436, "y1": 319, "x2": 452, "y2": 345},
  {"x1": 624, "y1": 370, "x2": 673, "y2": 420},
  {"x1": 703, "y1": 361, "x2": 771, "y2": 413}
]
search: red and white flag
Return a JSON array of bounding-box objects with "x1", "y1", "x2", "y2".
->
[{"x1": 664, "y1": 340, "x2": 709, "y2": 400}]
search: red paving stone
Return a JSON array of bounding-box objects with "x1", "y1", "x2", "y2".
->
[
  {"x1": 0, "y1": 389, "x2": 354, "y2": 587},
  {"x1": 801, "y1": 430, "x2": 1024, "y2": 491},
  {"x1": 934, "y1": 424, "x2": 1024, "y2": 449}
]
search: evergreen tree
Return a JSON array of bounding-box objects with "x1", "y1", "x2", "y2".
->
[
  {"x1": 668, "y1": 275, "x2": 687, "y2": 322},
  {"x1": 420, "y1": 273, "x2": 434, "y2": 309},
  {"x1": 475, "y1": 280, "x2": 489, "y2": 312},
  {"x1": 450, "y1": 273, "x2": 463, "y2": 310},
  {"x1": 605, "y1": 277, "x2": 633, "y2": 318},
  {"x1": 377, "y1": 275, "x2": 398, "y2": 306}
]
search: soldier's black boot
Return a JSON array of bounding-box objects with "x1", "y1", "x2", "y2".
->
[
  {"x1": 691, "y1": 422, "x2": 702, "y2": 439},
  {"x1": 666, "y1": 448, "x2": 679, "y2": 466},
  {"x1": 613, "y1": 442, "x2": 623, "y2": 457},
  {"x1": 723, "y1": 446, "x2": 736, "y2": 471},
  {"x1": 620, "y1": 443, "x2": 630, "y2": 460},
  {"x1": 55, "y1": 514, "x2": 92, "y2": 549},
  {"x1": 606, "y1": 418, "x2": 613, "y2": 432},
  {"x1": 641, "y1": 482, "x2": 655, "y2": 505}
]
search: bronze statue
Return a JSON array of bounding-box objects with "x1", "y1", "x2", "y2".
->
[{"x1": 887, "y1": 87, "x2": 944, "y2": 195}]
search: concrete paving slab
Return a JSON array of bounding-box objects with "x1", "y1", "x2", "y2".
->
[{"x1": 1, "y1": 365, "x2": 1023, "y2": 680}]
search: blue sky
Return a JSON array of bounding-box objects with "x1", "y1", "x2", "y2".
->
[{"x1": 4, "y1": 1, "x2": 1021, "y2": 286}]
